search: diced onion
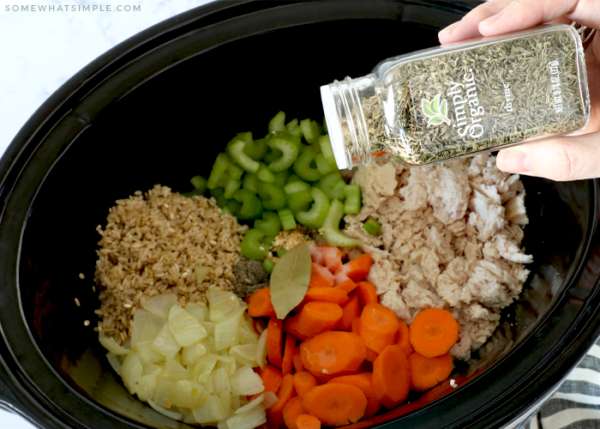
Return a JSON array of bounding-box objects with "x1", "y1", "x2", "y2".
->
[
  {"x1": 235, "y1": 393, "x2": 264, "y2": 415},
  {"x1": 263, "y1": 391, "x2": 278, "y2": 409},
  {"x1": 148, "y1": 399, "x2": 183, "y2": 421},
  {"x1": 181, "y1": 342, "x2": 208, "y2": 366},
  {"x1": 133, "y1": 340, "x2": 164, "y2": 364},
  {"x1": 192, "y1": 394, "x2": 223, "y2": 424},
  {"x1": 121, "y1": 353, "x2": 143, "y2": 395},
  {"x1": 136, "y1": 374, "x2": 157, "y2": 402},
  {"x1": 141, "y1": 293, "x2": 178, "y2": 319},
  {"x1": 168, "y1": 305, "x2": 208, "y2": 347},
  {"x1": 214, "y1": 309, "x2": 244, "y2": 351},
  {"x1": 106, "y1": 352, "x2": 122, "y2": 376},
  {"x1": 208, "y1": 288, "x2": 244, "y2": 322},
  {"x1": 154, "y1": 378, "x2": 178, "y2": 409},
  {"x1": 230, "y1": 366, "x2": 264, "y2": 396},
  {"x1": 151, "y1": 324, "x2": 181, "y2": 358},
  {"x1": 163, "y1": 357, "x2": 190, "y2": 381},
  {"x1": 230, "y1": 344, "x2": 258, "y2": 367},
  {"x1": 256, "y1": 329, "x2": 268, "y2": 370},
  {"x1": 192, "y1": 354, "x2": 219, "y2": 383},
  {"x1": 131, "y1": 309, "x2": 165, "y2": 346},
  {"x1": 226, "y1": 404, "x2": 266, "y2": 429},
  {"x1": 212, "y1": 367, "x2": 231, "y2": 395},
  {"x1": 99, "y1": 333, "x2": 130, "y2": 355},
  {"x1": 186, "y1": 302, "x2": 208, "y2": 322},
  {"x1": 194, "y1": 266, "x2": 211, "y2": 283}
]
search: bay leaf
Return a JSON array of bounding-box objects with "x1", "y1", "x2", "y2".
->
[{"x1": 269, "y1": 242, "x2": 311, "y2": 319}]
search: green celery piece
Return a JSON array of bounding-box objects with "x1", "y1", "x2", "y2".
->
[
  {"x1": 267, "y1": 132, "x2": 301, "y2": 172},
  {"x1": 293, "y1": 150, "x2": 322, "y2": 182},
  {"x1": 236, "y1": 132, "x2": 252, "y2": 145},
  {"x1": 263, "y1": 147, "x2": 282, "y2": 164},
  {"x1": 273, "y1": 170, "x2": 290, "y2": 189},
  {"x1": 299, "y1": 144, "x2": 314, "y2": 153},
  {"x1": 244, "y1": 137, "x2": 268, "y2": 161},
  {"x1": 288, "y1": 126, "x2": 303, "y2": 139},
  {"x1": 268, "y1": 111, "x2": 286, "y2": 132},
  {"x1": 311, "y1": 140, "x2": 322, "y2": 153},
  {"x1": 262, "y1": 259, "x2": 275, "y2": 275},
  {"x1": 227, "y1": 199, "x2": 241, "y2": 214},
  {"x1": 261, "y1": 235, "x2": 275, "y2": 246},
  {"x1": 317, "y1": 171, "x2": 346, "y2": 200},
  {"x1": 207, "y1": 153, "x2": 243, "y2": 189},
  {"x1": 221, "y1": 206, "x2": 233, "y2": 216},
  {"x1": 215, "y1": 195, "x2": 229, "y2": 208},
  {"x1": 210, "y1": 187, "x2": 228, "y2": 208},
  {"x1": 277, "y1": 208, "x2": 297, "y2": 231},
  {"x1": 243, "y1": 173, "x2": 259, "y2": 194},
  {"x1": 300, "y1": 119, "x2": 322, "y2": 144},
  {"x1": 241, "y1": 229, "x2": 269, "y2": 260},
  {"x1": 254, "y1": 211, "x2": 282, "y2": 237},
  {"x1": 322, "y1": 200, "x2": 362, "y2": 247},
  {"x1": 182, "y1": 189, "x2": 204, "y2": 198},
  {"x1": 286, "y1": 174, "x2": 302, "y2": 184},
  {"x1": 227, "y1": 140, "x2": 260, "y2": 173},
  {"x1": 233, "y1": 189, "x2": 263, "y2": 220},
  {"x1": 190, "y1": 175, "x2": 207, "y2": 193},
  {"x1": 258, "y1": 182, "x2": 287, "y2": 211},
  {"x1": 315, "y1": 152, "x2": 336, "y2": 176},
  {"x1": 277, "y1": 248, "x2": 287, "y2": 257},
  {"x1": 257, "y1": 162, "x2": 275, "y2": 183},
  {"x1": 343, "y1": 184, "x2": 362, "y2": 214},
  {"x1": 295, "y1": 187, "x2": 330, "y2": 229},
  {"x1": 286, "y1": 118, "x2": 299, "y2": 132},
  {"x1": 287, "y1": 190, "x2": 313, "y2": 213},
  {"x1": 224, "y1": 179, "x2": 242, "y2": 199},
  {"x1": 318, "y1": 135, "x2": 338, "y2": 170},
  {"x1": 362, "y1": 217, "x2": 382, "y2": 235},
  {"x1": 284, "y1": 181, "x2": 311, "y2": 195}
]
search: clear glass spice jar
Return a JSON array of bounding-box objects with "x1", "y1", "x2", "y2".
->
[{"x1": 321, "y1": 23, "x2": 590, "y2": 169}]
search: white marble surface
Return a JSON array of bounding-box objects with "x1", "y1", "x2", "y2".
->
[{"x1": 0, "y1": 2, "x2": 213, "y2": 427}]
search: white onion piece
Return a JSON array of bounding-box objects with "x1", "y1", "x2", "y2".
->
[
  {"x1": 99, "y1": 333, "x2": 130, "y2": 355},
  {"x1": 256, "y1": 328, "x2": 268, "y2": 370},
  {"x1": 148, "y1": 399, "x2": 183, "y2": 421},
  {"x1": 141, "y1": 293, "x2": 178, "y2": 319},
  {"x1": 235, "y1": 393, "x2": 264, "y2": 415}
]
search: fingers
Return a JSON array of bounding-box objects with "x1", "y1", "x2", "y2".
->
[
  {"x1": 439, "y1": 0, "x2": 512, "y2": 44},
  {"x1": 496, "y1": 131, "x2": 600, "y2": 181}
]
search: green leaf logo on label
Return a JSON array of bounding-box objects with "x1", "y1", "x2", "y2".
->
[{"x1": 421, "y1": 94, "x2": 451, "y2": 126}]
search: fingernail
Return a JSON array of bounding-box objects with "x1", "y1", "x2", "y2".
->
[
  {"x1": 497, "y1": 150, "x2": 531, "y2": 173},
  {"x1": 439, "y1": 21, "x2": 460, "y2": 35},
  {"x1": 481, "y1": 10, "x2": 505, "y2": 26}
]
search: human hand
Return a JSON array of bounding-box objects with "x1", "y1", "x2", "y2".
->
[{"x1": 439, "y1": 0, "x2": 600, "y2": 181}]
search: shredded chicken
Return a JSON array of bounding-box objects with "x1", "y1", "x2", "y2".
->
[{"x1": 343, "y1": 154, "x2": 532, "y2": 360}]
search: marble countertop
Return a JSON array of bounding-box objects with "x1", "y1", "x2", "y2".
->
[{"x1": 0, "y1": 2, "x2": 212, "y2": 427}]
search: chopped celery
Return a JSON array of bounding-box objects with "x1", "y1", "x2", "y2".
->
[
  {"x1": 344, "y1": 184, "x2": 362, "y2": 214},
  {"x1": 257, "y1": 162, "x2": 275, "y2": 183},
  {"x1": 295, "y1": 187, "x2": 330, "y2": 229},
  {"x1": 287, "y1": 190, "x2": 313, "y2": 213},
  {"x1": 268, "y1": 111, "x2": 286, "y2": 132},
  {"x1": 317, "y1": 171, "x2": 346, "y2": 200},
  {"x1": 315, "y1": 152, "x2": 336, "y2": 175},
  {"x1": 226, "y1": 200, "x2": 241, "y2": 215},
  {"x1": 284, "y1": 180, "x2": 310, "y2": 195},
  {"x1": 277, "y1": 248, "x2": 287, "y2": 257},
  {"x1": 318, "y1": 135, "x2": 337, "y2": 170},
  {"x1": 311, "y1": 140, "x2": 322, "y2": 153},
  {"x1": 190, "y1": 175, "x2": 208, "y2": 193},
  {"x1": 266, "y1": 132, "x2": 300, "y2": 172},
  {"x1": 257, "y1": 182, "x2": 287, "y2": 211},
  {"x1": 208, "y1": 153, "x2": 243, "y2": 189},
  {"x1": 235, "y1": 131, "x2": 253, "y2": 145},
  {"x1": 242, "y1": 173, "x2": 259, "y2": 193},
  {"x1": 227, "y1": 140, "x2": 260, "y2": 173},
  {"x1": 286, "y1": 118, "x2": 299, "y2": 132},
  {"x1": 286, "y1": 174, "x2": 302, "y2": 184},
  {"x1": 263, "y1": 148, "x2": 282, "y2": 164},
  {"x1": 244, "y1": 137, "x2": 268, "y2": 161},
  {"x1": 278, "y1": 208, "x2": 297, "y2": 231},
  {"x1": 220, "y1": 206, "x2": 234, "y2": 216},
  {"x1": 260, "y1": 235, "x2": 275, "y2": 247},
  {"x1": 273, "y1": 169, "x2": 290, "y2": 189},
  {"x1": 233, "y1": 189, "x2": 263, "y2": 220},
  {"x1": 240, "y1": 229, "x2": 269, "y2": 260},
  {"x1": 224, "y1": 179, "x2": 242, "y2": 199},
  {"x1": 299, "y1": 144, "x2": 314, "y2": 153},
  {"x1": 254, "y1": 211, "x2": 282, "y2": 237},
  {"x1": 293, "y1": 150, "x2": 322, "y2": 182},
  {"x1": 262, "y1": 260, "x2": 275, "y2": 275},
  {"x1": 322, "y1": 200, "x2": 362, "y2": 247},
  {"x1": 300, "y1": 119, "x2": 322, "y2": 144}
]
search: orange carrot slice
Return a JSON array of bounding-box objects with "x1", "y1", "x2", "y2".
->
[
  {"x1": 261, "y1": 364, "x2": 283, "y2": 394},
  {"x1": 335, "y1": 291, "x2": 360, "y2": 331},
  {"x1": 300, "y1": 331, "x2": 366, "y2": 377},
  {"x1": 343, "y1": 254, "x2": 373, "y2": 282},
  {"x1": 351, "y1": 318, "x2": 361, "y2": 336},
  {"x1": 287, "y1": 302, "x2": 343, "y2": 338},
  {"x1": 408, "y1": 352, "x2": 454, "y2": 392},
  {"x1": 293, "y1": 347, "x2": 304, "y2": 373},
  {"x1": 296, "y1": 414, "x2": 321, "y2": 429},
  {"x1": 248, "y1": 287, "x2": 276, "y2": 318},
  {"x1": 310, "y1": 263, "x2": 335, "y2": 288},
  {"x1": 372, "y1": 345, "x2": 410, "y2": 409},
  {"x1": 302, "y1": 384, "x2": 367, "y2": 427},
  {"x1": 397, "y1": 320, "x2": 414, "y2": 356},
  {"x1": 335, "y1": 278, "x2": 358, "y2": 294},
  {"x1": 302, "y1": 287, "x2": 349, "y2": 306},
  {"x1": 327, "y1": 373, "x2": 381, "y2": 419},
  {"x1": 282, "y1": 334, "x2": 296, "y2": 376},
  {"x1": 283, "y1": 396, "x2": 304, "y2": 429},
  {"x1": 268, "y1": 316, "x2": 284, "y2": 368},
  {"x1": 359, "y1": 303, "x2": 400, "y2": 353},
  {"x1": 284, "y1": 317, "x2": 310, "y2": 342},
  {"x1": 293, "y1": 371, "x2": 319, "y2": 399},
  {"x1": 270, "y1": 373, "x2": 296, "y2": 414},
  {"x1": 409, "y1": 308, "x2": 459, "y2": 358},
  {"x1": 356, "y1": 281, "x2": 378, "y2": 309},
  {"x1": 366, "y1": 347, "x2": 379, "y2": 363}
]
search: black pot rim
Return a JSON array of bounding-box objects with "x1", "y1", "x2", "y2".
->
[{"x1": 1, "y1": 1, "x2": 600, "y2": 429}]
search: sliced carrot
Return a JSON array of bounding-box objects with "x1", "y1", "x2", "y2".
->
[
  {"x1": 248, "y1": 287, "x2": 276, "y2": 318},
  {"x1": 267, "y1": 408, "x2": 284, "y2": 429},
  {"x1": 268, "y1": 316, "x2": 284, "y2": 368},
  {"x1": 372, "y1": 345, "x2": 410, "y2": 409},
  {"x1": 300, "y1": 331, "x2": 366, "y2": 377},
  {"x1": 293, "y1": 371, "x2": 319, "y2": 399},
  {"x1": 310, "y1": 263, "x2": 335, "y2": 288},
  {"x1": 335, "y1": 291, "x2": 360, "y2": 331},
  {"x1": 408, "y1": 352, "x2": 454, "y2": 392},
  {"x1": 293, "y1": 347, "x2": 304, "y2": 373},
  {"x1": 409, "y1": 308, "x2": 459, "y2": 358},
  {"x1": 343, "y1": 254, "x2": 373, "y2": 282},
  {"x1": 320, "y1": 246, "x2": 343, "y2": 273},
  {"x1": 283, "y1": 396, "x2": 304, "y2": 429},
  {"x1": 282, "y1": 334, "x2": 296, "y2": 376},
  {"x1": 356, "y1": 281, "x2": 378, "y2": 310},
  {"x1": 366, "y1": 347, "x2": 378, "y2": 363},
  {"x1": 296, "y1": 414, "x2": 321, "y2": 429},
  {"x1": 359, "y1": 303, "x2": 400, "y2": 353},
  {"x1": 270, "y1": 373, "x2": 296, "y2": 414},
  {"x1": 327, "y1": 373, "x2": 381, "y2": 419},
  {"x1": 335, "y1": 278, "x2": 358, "y2": 294},
  {"x1": 284, "y1": 317, "x2": 310, "y2": 342},
  {"x1": 261, "y1": 364, "x2": 283, "y2": 394},
  {"x1": 351, "y1": 318, "x2": 361, "y2": 336},
  {"x1": 397, "y1": 320, "x2": 414, "y2": 356},
  {"x1": 287, "y1": 302, "x2": 343, "y2": 338},
  {"x1": 302, "y1": 287, "x2": 349, "y2": 306},
  {"x1": 302, "y1": 384, "x2": 367, "y2": 427}
]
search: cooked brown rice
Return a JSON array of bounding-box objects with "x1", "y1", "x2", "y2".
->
[{"x1": 94, "y1": 185, "x2": 247, "y2": 343}]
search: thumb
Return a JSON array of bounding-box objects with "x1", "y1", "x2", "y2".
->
[{"x1": 496, "y1": 132, "x2": 600, "y2": 181}]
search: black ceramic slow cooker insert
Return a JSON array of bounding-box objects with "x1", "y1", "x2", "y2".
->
[{"x1": 1, "y1": 1, "x2": 600, "y2": 428}]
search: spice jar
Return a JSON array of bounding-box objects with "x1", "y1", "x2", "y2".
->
[{"x1": 321, "y1": 24, "x2": 590, "y2": 169}]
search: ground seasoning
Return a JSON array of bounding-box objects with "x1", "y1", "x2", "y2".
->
[
  {"x1": 233, "y1": 257, "x2": 269, "y2": 298},
  {"x1": 321, "y1": 24, "x2": 590, "y2": 168}
]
